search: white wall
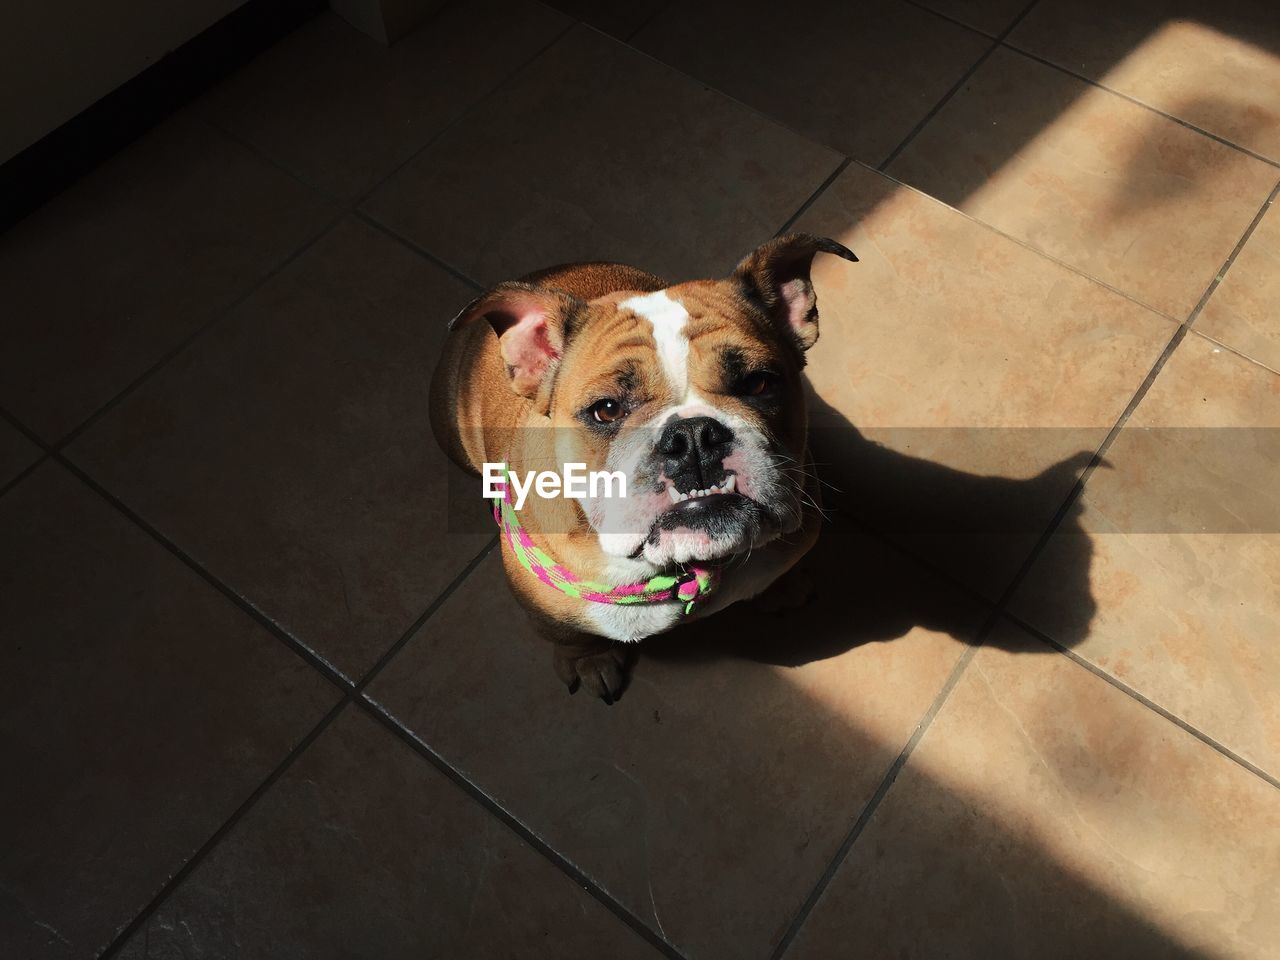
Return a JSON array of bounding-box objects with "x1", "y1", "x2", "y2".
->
[{"x1": 1, "y1": 0, "x2": 244, "y2": 163}]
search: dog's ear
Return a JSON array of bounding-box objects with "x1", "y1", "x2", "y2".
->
[
  {"x1": 449, "y1": 282, "x2": 586, "y2": 403},
  {"x1": 732, "y1": 233, "x2": 857, "y2": 352}
]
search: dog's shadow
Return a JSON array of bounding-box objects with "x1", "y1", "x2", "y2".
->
[{"x1": 646, "y1": 391, "x2": 1097, "y2": 666}]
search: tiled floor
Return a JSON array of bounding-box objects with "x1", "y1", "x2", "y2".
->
[{"x1": 2, "y1": 1, "x2": 1278, "y2": 958}]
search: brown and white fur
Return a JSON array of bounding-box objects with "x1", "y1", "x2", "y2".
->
[{"x1": 430, "y1": 235, "x2": 857, "y2": 701}]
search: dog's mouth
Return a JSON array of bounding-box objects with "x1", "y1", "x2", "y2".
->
[
  {"x1": 656, "y1": 492, "x2": 746, "y2": 525},
  {"x1": 664, "y1": 473, "x2": 737, "y2": 503},
  {"x1": 619, "y1": 466, "x2": 782, "y2": 561},
  {"x1": 641, "y1": 489, "x2": 769, "y2": 553},
  {"x1": 656, "y1": 471, "x2": 753, "y2": 533}
]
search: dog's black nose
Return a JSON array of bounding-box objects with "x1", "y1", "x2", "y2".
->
[{"x1": 657, "y1": 416, "x2": 734, "y2": 487}]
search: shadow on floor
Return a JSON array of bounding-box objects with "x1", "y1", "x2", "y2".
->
[{"x1": 647, "y1": 389, "x2": 1097, "y2": 667}]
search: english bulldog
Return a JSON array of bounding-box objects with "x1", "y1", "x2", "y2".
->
[{"x1": 430, "y1": 234, "x2": 857, "y2": 701}]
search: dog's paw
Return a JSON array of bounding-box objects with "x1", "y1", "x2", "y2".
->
[
  {"x1": 751, "y1": 566, "x2": 815, "y2": 615},
  {"x1": 552, "y1": 643, "x2": 633, "y2": 704}
]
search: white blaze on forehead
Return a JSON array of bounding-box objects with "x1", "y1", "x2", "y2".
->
[{"x1": 619, "y1": 289, "x2": 689, "y2": 397}]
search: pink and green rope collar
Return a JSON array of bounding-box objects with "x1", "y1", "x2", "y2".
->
[{"x1": 491, "y1": 465, "x2": 720, "y2": 615}]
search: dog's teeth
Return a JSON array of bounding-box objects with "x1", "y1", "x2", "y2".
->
[{"x1": 672, "y1": 478, "x2": 737, "y2": 502}]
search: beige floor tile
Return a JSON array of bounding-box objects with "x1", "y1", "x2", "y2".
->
[
  {"x1": 1011, "y1": 0, "x2": 1280, "y2": 161},
  {"x1": 1198, "y1": 197, "x2": 1280, "y2": 373},
  {"x1": 914, "y1": 0, "x2": 1030, "y2": 35},
  {"x1": 789, "y1": 625, "x2": 1280, "y2": 960},
  {"x1": 0, "y1": 114, "x2": 338, "y2": 443},
  {"x1": 116, "y1": 708, "x2": 664, "y2": 960},
  {"x1": 199, "y1": 3, "x2": 570, "y2": 200},
  {"x1": 1012, "y1": 333, "x2": 1280, "y2": 777},
  {"x1": 367, "y1": 526, "x2": 986, "y2": 959},
  {"x1": 0, "y1": 464, "x2": 337, "y2": 957},
  {"x1": 362, "y1": 25, "x2": 841, "y2": 286},
  {"x1": 69, "y1": 218, "x2": 493, "y2": 680},
  {"x1": 632, "y1": 0, "x2": 990, "y2": 164},
  {"x1": 792, "y1": 163, "x2": 1173, "y2": 598},
  {"x1": 0, "y1": 420, "x2": 40, "y2": 489},
  {"x1": 887, "y1": 46, "x2": 1277, "y2": 318}
]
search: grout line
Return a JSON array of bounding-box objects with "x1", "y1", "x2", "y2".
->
[
  {"x1": 55, "y1": 453, "x2": 355, "y2": 692},
  {"x1": 877, "y1": 45, "x2": 999, "y2": 171},
  {"x1": 898, "y1": 0, "x2": 1001, "y2": 39},
  {"x1": 352, "y1": 18, "x2": 577, "y2": 211},
  {"x1": 999, "y1": 43, "x2": 1280, "y2": 172},
  {"x1": 764, "y1": 91, "x2": 1186, "y2": 320},
  {"x1": 836, "y1": 511, "x2": 1003, "y2": 610},
  {"x1": 589, "y1": 15, "x2": 859, "y2": 246},
  {"x1": 900, "y1": 0, "x2": 1280, "y2": 171},
  {"x1": 198, "y1": 8, "x2": 569, "y2": 294},
  {"x1": 199, "y1": 12, "x2": 571, "y2": 299},
  {"x1": 0, "y1": 404, "x2": 53, "y2": 452},
  {"x1": 0, "y1": 405, "x2": 53, "y2": 497},
  {"x1": 206, "y1": 106, "x2": 487, "y2": 296},
  {"x1": 1007, "y1": 612, "x2": 1280, "y2": 791},
  {"x1": 769, "y1": 639, "x2": 984, "y2": 960},
  {"x1": 0, "y1": 454, "x2": 49, "y2": 499},
  {"x1": 94, "y1": 534, "x2": 502, "y2": 957},
  {"x1": 352, "y1": 210, "x2": 484, "y2": 290},
  {"x1": 1185, "y1": 177, "x2": 1280, "y2": 327},
  {"x1": 621, "y1": 0, "x2": 674, "y2": 43},
  {"x1": 1012, "y1": 329, "x2": 1186, "y2": 581},
  {"x1": 194, "y1": 110, "x2": 337, "y2": 201},
  {"x1": 353, "y1": 533, "x2": 691, "y2": 960},
  {"x1": 1192, "y1": 327, "x2": 1280, "y2": 378},
  {"x1": 205, "y1": 80, "x2": 508, "y2": 308},
  {"x1": 98, "y1": 698, "x2": 352, "y2": 958},
  {"x1": 353, "y1": 536, "x2": 497, "y2": 692},
  {"x1": 859, "y1": 157, "x2": 1185, "y2": 325},
  {"x1": 593, "y1": 20, "x2": 851, "y2": 174},
  {"x1": 52, "y1": 210, "x2": 348, "y2": 453},
  {"x1": 193, "y1": 0, "x2": 460, "y2": 203},
  {"x1": 774, "y1": 158, "x2": 852, "y2": 237},
  {"x1": 356, "y1": 696, "x2": 689, "y2": 960},
  {"x1": 878, "y1": 0, "x2": 1044, "y2": 171}
]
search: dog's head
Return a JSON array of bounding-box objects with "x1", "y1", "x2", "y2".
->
[{"x1": 453, "y1": 234, "x2": 856, "y2": 566}]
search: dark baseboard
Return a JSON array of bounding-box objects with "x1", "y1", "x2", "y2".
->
[{"x1": 1, "y1": 0, "x2": 325, "y2": 233}]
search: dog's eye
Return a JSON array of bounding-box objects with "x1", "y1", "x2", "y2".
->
[
  {"x1": 738, "y1": 371, "x2": 776, "y2": 397},
  {"x1": 588, "y1": 398, "x2": 626, "y2": 424}
]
